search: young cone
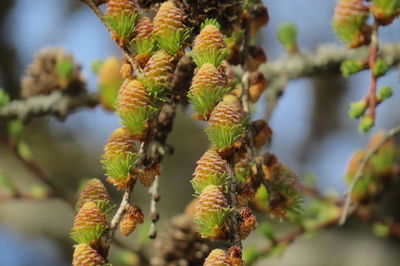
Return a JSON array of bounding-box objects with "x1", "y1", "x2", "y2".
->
[
  {"x1": 332, "y1": 0, "x2": 371, "y2": 48},
  {"x1": 102, "y1": 127, "x2": 141, "y2": 189},
  {"x1": 71, "y1": 202, "x2": 109, "y2": 245},
  {"x1": 141, "y1": 50, "x2": 174, "y2": 99},
  {"x1": 192, "y1": 19, "x2": 227, "y2": 67},
  {"x1": 188, "y1": 63, "x2": 228, "y2": 119},
  {"x1": 116, "y1": 79, "x2": 155, "y2": 137},
  {"x1": 194, "y1": 185, "x2": 230, "y2": 240},
  {"x1": 97, "y1": 56, "x2": 123, "y2": 110},
  {"x1": 153, "y1": 1, "x2": 187, "y2": 54},
  {"x1": 120, "y1": 204, "x2": 144, "y2": 236},
  {"x1": 204, "y1": 249, "x2": 231, "y2": 266},
  {"x1": 73, "y1": 244, "x2": 105, "y2": 266},
  {"x1": 76, "y1": 178, "x2": 112, "y2": 211},
  {"x1": 206, "y1": 96, "x2": 244, "y2": 150},
  {"x1": 192, "y1": 149, "x2": 229, "y2": 194},
  {"x1": 106, "y1": 0, "x2": 139, "y2": 46}
]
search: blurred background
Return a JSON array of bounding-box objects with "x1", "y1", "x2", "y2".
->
[{"x1": 0, "y1": 0, "x2": 400, "y2": 265}]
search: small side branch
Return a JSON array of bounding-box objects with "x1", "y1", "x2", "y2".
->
[{"x1": 148, "y1": 175, "x2": 160, "y2": 239}]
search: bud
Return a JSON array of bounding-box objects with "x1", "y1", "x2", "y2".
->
[
  {"x1": 228, "y1": 246, "x2": 244, "y2": 266},
  {"x1": 341, "y1": 59, "x2": 364, "y2": 76},
  {"x1": 105, "y1": 0, "x2": 139, "y2": 46},
  {"x1": 120, "y1": 204, "x2": 144, "y2": 236},
  {"x1": 116, "y1": 79, "x2": 155, "y2": 137},
  {"x1": 378, "y1": 86, "x2": 393, "y2": 101},
  {"x1": 102, "y1": 127, "x2": 141, "y2": 189},
  {"x1": 153, "y1": 1, "x2": 187, "y2": 54},
  {"x1": 348, "y1": 99, "x2": 367, "y2": 119},
  {"x1": 206, "y1": 96, "x2": 244, "y2": 150},
  {"x1": 192, "y1": 149, "x2": 229, "y2": 194},
  {"x1": 204, "y1": 249, "x2": 230, "y2": 266},
  {"x1": 332, "y1": 0, "x2": 371, "y2": 48},
  {"x1": 138, "y1": 162, "x2": 160, "y2": 186},
  {"x1": 359, "y1": 115, "x2": 374, "y2": 132},
  {"x1": 236, "y1": 182, "x2": 255, "y2": 208},
  {"x1": 131, "y1": 17, "x2": 156, "y2": 68},
  {"x1": 192, "y1": 19, "x2": 227, "y2": 67},
  {"x1": 98, "y1": 56, "x2": 123, "y2": 111},
  {"x1": 120, "y1": 63, "x2": 133, "y2": 79},
  {"x1": 72, "y1": 244, "x2": 105, "y2": 266},
  {"x1": 71, "y1": 202, "x2": 109, "y2": 245},
  {"x1": 277, "y1": 22, "x2": 299, "y2": 54},
  {"x1": 239, "y1": 207, "x2": 257, "y2": 240},
  {"x1": 141, "y1": 50, "x2": 174, "y2": 99},
  {"x1": 373, "y1": 59, "x2": 389, "y2": 77},
  {"x1": 250, "y1": 4, "x2": 269, "y2": 36},
  {"x1": 195, "y1": 185, "x2": 230, "y2": 240},
  {"x1": 247, "y1": 46, "x2": 267, "y2": 72},
  {"x1": 188, "y1": 63, "x2": 228, "y2": 119},
  {"x1": 76, "y1": 178, "x2": 112, "y2": 211},
  {"x1": 0, "y1": 89, "x2": 10, "y2": 108}
]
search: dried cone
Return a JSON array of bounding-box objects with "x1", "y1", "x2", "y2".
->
[
  {"x1": 192, "y1": 149, "x2": 228, "y2": 194},
  {"x1": 249, "y1": 72, "x2": 267, "y2": 103},
  {"x1": 71, "y1": 202, "x2": 108, "y2": 245},
  {"x1": 73, "y1": 244, "x2": 105, "y2": 266},
  {"x1": 238, "y1": 207, "x2": 256, "y2": 240},
  {"x1": 142, "y1": 50, "x2": 174, "y2": 98},
  {"x1": 250, "y1": 119, "x2": 273, "y2": 149},
  {"x1": 120, "y1": 204, "x2": 144, "y2": 236},
  {"x1": 106, "y1": 0, "x2": 138, "y2": 45},
  {"x1": 132, "y1": 17, "x2": 154, "y2": 68},
  {"x1": 116, "y1": 80, "x2": 154, "y2": 137},
  {"x1": 250, "y1": 3, "x2": 269, "y2": 36},
  {"x1": 332, "y1": 0, "x2": 371, "y2": 48},
  {"x1": 195, "y1": 185, "x2": 230, "y2": 240},
  {"x1": 76, "y1": 178, "x2": 111, "y2": 210},
  {"x1": 206, "y1": 96, "x2": 244, "y2": 150},
  {"x1": 189, "y1": 63, "x2": 228, "y2": 119},
  {"x1": 98, "y1": 56, "x2": 123, "y2": 111},
  {"x1": 192, "y1": 20, "x2": 227, "y2": 67},
  {"x1": 102, "y1": 127, "x2": 140, "y2": 189},
  {"x1": 204, "y1": 249, "x2": 231, "y2": 266},
  {"x1": 138, "y1": 163, "x2": 160, "y2": 186}
]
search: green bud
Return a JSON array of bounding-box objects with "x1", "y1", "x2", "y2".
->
[
  {"x1": 31, "y1": 185, "x2": 48, "y2": 199},
  {"x1": 91, "y1": 59, "x2": 103, "y2": 74},
  {"x1": 0, "y1": 88, "x2": 10, "y2": 108},
  {"x1": 0, "y1": 172, "x2": 15, "y2": 192},
  {"x1": 341, "y1": 60, "x2": 363, "y2": 76},
  {"x1": 7, "y1": 119, "x2": 24, "y2": 143},
  {"x1": 359, "y1": 116, "x2": 375, "y2": 132},
  {"x1": 348, "y1": 100, "x2": 367, "y2": 119},
  {"x1": 377, "y1": 86, "x2": 393, "y2": 101},
  {"x1": 372, "y1": 222, "x2": 390, "y2": 237},
  {"x1": 56, "y1": 59, "x2": 74, "y2": 80},
  {"x1": 373, "y1": 59, "x2": 388, "y2": 77},
  {"x1": 258, "y1": 222, "x2": 276, "y2": 241},
  {"x1": 243, "y1": 246, "x2": 260, "y2": 264},
  {"x1": 277, "y1": 22, "x2": 298, "y2": 53}
]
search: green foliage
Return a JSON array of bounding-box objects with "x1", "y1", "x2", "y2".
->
[
  {"x1": 359, "y1": 116, "x2": 375, "y2": 133},
  {"x1": 372, "y1": 222, "x2": 390, "y2": 237},
  {"x1": 7, "y1": 119, "x2": 24, "y2": 143},
  {"x1": 348, "y1": 100, "x2": 367, "y2": 119},
  {"x1": 117, "y1": 106, "x2": 157, "y2": 136},
  {"x1": 258, "y1": 222, "x2": 276, "y2": 241},
  {"x1": 277, "y1": 22, "x2": 298, "y2": 53},
  {"x1": 188, "y1": 86, "x2": 230, "y2": 117},
  {"x1": 0, "y1": 172, "x2": 15, "y2": 192},
  {"x1": 341, "y1": 60, "x2": 363, "y2": 76},
  {"x1": 191, "y1": 48, "x2": 228, "y2": 68},
  {"x1": 140, "y1": 76, "x2": 172, "y2": 102},
  {"x1": 130, "y1": 37, "x2": 156, "y2": 56},
  {"x1": 332, "y1": 15, "x2": 367, "y2": 45},
  {"x1": 156, "y1": 28, "x2": 191, "y2": 55},
  {"x1": 373, "y1": 59, "x2": 389, "y2": 77},
  {"x1": 96, "y1": 199, "x2": 116, "y2": 216},
  {"x1": 101, "y1": 152, "x2": 141, "y2": 181},
  {"x1": 99, "y1": 81, "x2": 122, "y2": 109},
  {"x1": 106, "y1": 13, "x2": 139, "y2": 41},
  {"x1": 191, "y1": 172, "x2": 229, "y2": 195},
  {"x1": 201, "y1": 18, "x2": 221, "y2": 30},
  {"x1": 17, "y1": 142, "x2": 32, "y2": 160},
  {"x1": 372, "y1": 0, "x2": 400, "y2": 14},
  {"x1": 205, "y1": 124, "x2": 244, "y2": 149},
  {"x1": 377, "y1": 86, "x2": 393, "y2": 101},
  {"x1": 0, "y1": 88, "x2": 10, "y2": 108},
  {"x1": 71, "y1": 224, "x2": 108, "y2": 245},
  {"x1": 194, "y1": 208, "x2": 231, "y2": 238}
]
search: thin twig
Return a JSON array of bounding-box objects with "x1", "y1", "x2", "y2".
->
[
  {"x1": 148, "y1": 175, "x2": 160, "y2": 239},
  {"x1": 339, "y1": 124, "x2": 400, "y2": 225}
]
